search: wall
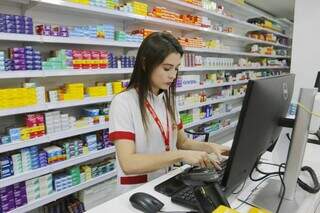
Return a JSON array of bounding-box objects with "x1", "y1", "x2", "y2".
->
[{"x1": 291, "y1": 0, "x2": 319, "y2": 100}]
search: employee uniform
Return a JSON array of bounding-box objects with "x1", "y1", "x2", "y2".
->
[{"x1": 109, "y1": 88, "x2": 183, "y2": 187}]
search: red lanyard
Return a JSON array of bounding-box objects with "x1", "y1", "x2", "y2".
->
[{"x1": 145, "y1": 100, "x2": 170, "y2": 151}]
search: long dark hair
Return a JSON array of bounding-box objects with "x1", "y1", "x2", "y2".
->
[{"x1": 127, "y1": 32, "x2": 184, "y2": 129}]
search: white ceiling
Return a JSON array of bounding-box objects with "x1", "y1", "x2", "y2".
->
[{"x1": 245, "y1": 0, "x2": 296, "y2": 21}]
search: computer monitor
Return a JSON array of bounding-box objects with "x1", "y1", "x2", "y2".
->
[
  {"x1": 315, "y1": 71, "x2": 320, "y2": 92},
  {"x1": 221, "y1": 74, "x2": 295, "y2": 195}
]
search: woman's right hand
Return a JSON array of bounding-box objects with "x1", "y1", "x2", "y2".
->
[{"x1": 179, "y1": 150, "x2": 221, "y2": 170}]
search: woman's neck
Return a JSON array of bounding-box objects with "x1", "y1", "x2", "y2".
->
[{"x1": 151, "y1": 86, "x2": 161, "y2": 96}]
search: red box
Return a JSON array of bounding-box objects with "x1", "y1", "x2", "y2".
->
[{"x1": 100, "y1": 51, "x2": 108, "y2": 59}]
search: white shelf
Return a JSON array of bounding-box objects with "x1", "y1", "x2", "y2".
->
[
  {"x1": 0, "y1": 96, "x2": 115, "y2": 117},
  {"x1": 0, "y1": 123, "x2": 109, "y2": 153},
  {"x1": 184, "y1": 47, "x2": 291, "y2": 58},
  {"x1": 178, "y1": 95, "x2": 244, "y2": 112},
  {"x1": 163, "y1": 0, "x2": 291, "y2": 39},
  {"x1": 0, "y1": 33, "x2": 140, "y2": 48},
  {"x1": 9, "y1": 170, "x2": 117, "y2": 213},
  {"x1": 179, "y1": 66, "x2": 290, "y2": 72},
  {"x1": 14, "y1": 1, "x2": 291, "y2": 48},
  {"x1": 47, "y1": 96, "x2": 113, "y2": 110},
  {"x1": 0, "y1": 68, "x2": 133, "y2": 79},
  {"x1": 0, "y1": 104, "x2": 47, "y2": 117},
  {"x1": 176, "y1": 81, "x2": 248, "y2": 93},
  {"x1": 0, "y1": 147, "x2": 115, "y2": 188},
  {"x1": 209, "y1": 121, "x2": 238, "y2": 137},
  {"x1": 184, "y1": 107, "x2": 242, "y2": 129}
]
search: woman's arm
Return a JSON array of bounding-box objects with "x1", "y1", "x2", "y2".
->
[
  {"x1": 114, "y1": 139, "x2": 217, "y2": 175},
  {"x1": 176, "y1": 128, "x2": 230, "y2": 158}
]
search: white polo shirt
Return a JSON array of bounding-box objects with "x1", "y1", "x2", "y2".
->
[{"x1": 109, "y1": 88, "x2": 183, "y2": 186}]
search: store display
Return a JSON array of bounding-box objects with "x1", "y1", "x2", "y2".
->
[
  {"x1": 0, "y1": 14, "x2": 33, "y2": 34},
  {"x1": 247, "y1": 17, "x2": 284, "y2": 33},
  {"x1": 36, "y1": 24, "x2": 68, "y2": 37},
  {"x1": 182, "y1": 53, "x2": 235, "y2": 67}
]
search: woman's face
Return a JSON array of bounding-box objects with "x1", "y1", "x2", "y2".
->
[{"x1": 150, "y1": 52, "x2": 181, "y2": 94}]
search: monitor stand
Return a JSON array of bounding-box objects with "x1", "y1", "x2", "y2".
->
[{"x1": 243, "y1": 88, "x2": 318, "y2": 212}]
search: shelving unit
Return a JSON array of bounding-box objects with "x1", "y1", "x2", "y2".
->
[
  {"x1": 0, "y1": 0, "x2": 293, "y2": 211},
  {"x1": 0, "y1": 123, "x2": 109, "y2": 153},
  {"x1": 9, "y1": 170, "x2": 117, "y2": 213},
  {"x1": 0, "y1": 147, "x2": 115, "y2": 188},
  {"x1": 184, "y1": 107, "x2": 242, "y2": 129}
]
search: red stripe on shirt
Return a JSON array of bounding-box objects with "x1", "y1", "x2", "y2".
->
[
  {"x1": 177, "y1": 121, "x2": 183, "y2": 130},
  {"x1": 120, "y1": 175, "x2": 148, "y2": 185},
  {"x1": 109, "y1": 131, "x2": 135, "y2": 141}
]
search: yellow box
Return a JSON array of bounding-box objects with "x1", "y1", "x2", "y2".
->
[
  {"x1": 212, "y1": 205, "x2": 239, "y2": 213},
  {"x1": 248, "y1": 207, "x2": 272, "y2": 213}
]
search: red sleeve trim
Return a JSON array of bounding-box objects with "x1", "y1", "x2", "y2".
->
[
  {"x1": 109, "y1": 131, "x2": 135, "y2": 141},
  {"x1": 120, "y1": 175, "x2": 148, "y2": 185},
  {"x1": 177, "y1": 121, "x2": 183, "y2": 130}
]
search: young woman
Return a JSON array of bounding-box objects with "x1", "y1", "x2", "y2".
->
[{"x1": 109, "y1": 32, "x2": 229, "y2": 186}]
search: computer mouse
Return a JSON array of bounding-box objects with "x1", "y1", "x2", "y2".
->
[{"x1": 129, "y1": 192, "x2": 164, "y2": 213}]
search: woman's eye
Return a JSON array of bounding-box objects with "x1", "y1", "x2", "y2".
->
[{"x1": 164, "y1": 68, "x2": 170, "y2": 71}]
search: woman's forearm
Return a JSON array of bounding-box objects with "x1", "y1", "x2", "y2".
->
[
  {"x1": 178, "y1": 138, "x2": 213, "y2": 153},
  {"x1": 118, "y1": 150, "x2": 183, "y2": 175}
]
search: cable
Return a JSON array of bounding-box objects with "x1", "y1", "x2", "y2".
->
[
  {"x1": 276, "y1": 163, "x2": 286, "y2": 213},
  {"x1": 297, "y1": 102, "x2": 320, "y2": 117}
]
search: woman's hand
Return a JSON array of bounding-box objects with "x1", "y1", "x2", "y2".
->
[
  {"x1": 179, "y1": 150, "x2": 221, "y2": 169},
  {"x1": 207, "y1": 143, "x2": 231, "y2": 160}
]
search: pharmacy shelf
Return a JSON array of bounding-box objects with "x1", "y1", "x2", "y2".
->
[
  {"x1": 47, "y1": 96, "x2": 113, "y2": 110},
  {"x1": 209, "y1": 121, "x2": 238, "y2": 137},
  {"x1": 0, "y1": 104, "x2": 47, "y2": 117},
  {"x1": 162, "y1": 0, "x2": 290, "y2": 39},
  {"x1": 222, "y1": 0, "x2": 292, "y2": 29},
  {"x1": 176, "y1": 81, "x2": 248, "y2": 93},
  {"x1": 0, "y1": 33, "x2": 140, "y2": 48},
  {"x1": 184, "y1": 47, "x2": 291, "y2": 59},
  {"x1": 179, "y1": 66, "x2": 290, "y2": 72},
  {"x1": 184, "y1": 107, "x2": 242, "y2": 129},
  {"x1": 0, "y1": 146, "x2": 115, "y2": 188},
  {"x1": 178, "y1": 95, "x2": 244, "y2": 112},
  {"x1": 0, "y1": 96, "x2": 114, "y2": 117},
  {"x1": 9, "y1": 170, "x2": 117, "y2": 213},
  {"x1": 26, "y1": 0, "x2": 290, "y2": 49},
  {"x1": 0, "y1": 123, "x2": 109, "y2": 153},
  {"x1": 0, "y1": 68, "x2": 133, "y2": 79}
]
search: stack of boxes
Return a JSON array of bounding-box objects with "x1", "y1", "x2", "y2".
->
[
  {"x1": 72, "y1": 50, "x2": 107, "y2": 69},
  {"x1": 97, "y1": 129, "x2": 113, "y2": 149},
  {"x1": 11, "y1": 154, "x2": 23, "y2": 175},
  {"x1": 86, "y1": 86, "x2": 107, "y2": 97},
  {"x1": 63, "y1": 140, "x2": 84, "y2": 160},
  {"x1": 114, "y1": 31, "x2": 143, "y2": 43},
  {"x1": 23, "y1": 113, "x2": 46, "y2": 140},
  {"x1": 7, "y1": 46, "x2": 42, "y2": 71},
  {"x1": 13, "y1": 182, "x2": 28, "y2": 208},
  {"x1": 107, "y1": 53, "x2": 136, "y2": 68},
  {"x1": 112, "y1": 80, "x2": 128, "y2": 94},
  {"x1": 59, "y1": 83, "x2": 85, "y2": 101},
  {"x1": 0, "y1": 14, "x2": 33, "y2": 34},
  {"x1": 42, "y1": 49, "x2": 73, "y2": 70},
  {"x1": 0, "y1": 87, "x2": 37, "y2": 109},
  {"x1": 36, "y1": 24, "x2": 69, "y2": 37},
  {"x1": 21, "y1": 146, "x2": 40, "y2": 171},
  {"x1": 69, "y1": 24, "x2": 115, "y2": 40},
  {"x1": 83, "y1": 134, "x2": 98, "y2": 152},
  {"x1": 0, "y1": 185, "x2": 16, "y2": 212},
  {"x1": 0, "y1": 156, "x2": 14, "y2": 179},
  {"x1": 53, "y1": 173, "x2": 73, "y2": 192},
  {"x1": 26, "y1": 174, "x2": 53, "y2": 202},
  {"x1": 68, "y1": 166, "x2": 81, "y2": 186},
  {"x1": 131, "y1": 1, "x2": 148, "y2": 16},
  {"x1": 178, "y1": 37, "x2": 206, "y2": 48},
  {"x1": 45, "y1": 111, "x2": 62, "y2": 134},
  {"x1": 0, "y1": 51, "x2": 4, "y2": 71},
  {"x1": 43, "y1": 146, "x2": 65, "y2": 164}
]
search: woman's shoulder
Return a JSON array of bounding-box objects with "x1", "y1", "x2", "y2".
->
[{"x1": 111, "y1": 89, "x2": 138, "y2": 106}]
